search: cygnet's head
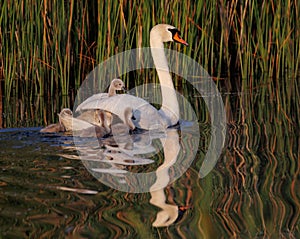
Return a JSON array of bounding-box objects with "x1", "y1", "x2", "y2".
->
[
  {"x1": 150, "y1": 24, "x2": 188, "y2": 46},
  {"x1": 111, "y1": 78, "x2": 125, "y2": 91},
  {"x1": 59, "y1": 108, "x2": 73, "y2": 116}
]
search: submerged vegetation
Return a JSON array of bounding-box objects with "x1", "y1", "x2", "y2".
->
[{"x1": 0, "y1": 0, "x2": 299, "y2": 127}]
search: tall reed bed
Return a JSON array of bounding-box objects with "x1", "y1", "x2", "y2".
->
[{"x1": 1, "y1": 0, "x2": 299, "y2": 127}]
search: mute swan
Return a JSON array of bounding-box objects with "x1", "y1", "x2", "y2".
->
[
  {"x1": 58, "y1": 108, "x2": 95, "y2": 131},
  {"x1": 40, "y1": 108, "x2": 94, "y2": 133},
  {"x1": 111, "y1": 107, "x2": 135, "y2": 135},
  {"x1": 78, "y1": 110, "x2": 111, "y2": 138},
  {"x1": 58, "y1": 108, "x2": 111, "y2": 137},
  {"x1": 78, "y1": 108, "x2": 135, "y2": 146},
  {"x1": 77, "y1": 79, "x2": 125, "y2": 108},
  {"x1": 76, "y1": 78, "x2": 124, "y2": 126},
  {"x1": 40, "y1": 122, "x2": 65, "y2": 133},
  {"x1": 41, "y1": 79, "x2": 125, "y2": 134},
  {"x1": 108, "y1": 78, "x2": 125, "y2": 96},
  {"x1": 110, "y1": 107, "x2": 135, "y2": 149},
  {"x1": 76, "y1": 24, "x2": 188, "y2": 130},
  {"x1": 59, "y1": 79, "x2": 130, "y2": 137}
]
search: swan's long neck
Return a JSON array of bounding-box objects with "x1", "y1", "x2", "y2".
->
[{"x1": 150, "y1": 37, "x2": 179, "y2": 126}]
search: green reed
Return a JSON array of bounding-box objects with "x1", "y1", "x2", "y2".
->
[{"x1": 1, "y1": 0, "x2": 299, "y2": 127}]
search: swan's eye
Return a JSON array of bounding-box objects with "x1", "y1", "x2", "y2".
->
[
  {"x1": 168, "y1": 28, "x2": 188, "y2": 46},
  {"x1": 168, "y1": 28, "x2": 180, "y2": 36}
]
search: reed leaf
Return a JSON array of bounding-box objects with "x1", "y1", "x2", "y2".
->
[{"x1": 0, "y1": 0, "x2": 299, "y2": 127}]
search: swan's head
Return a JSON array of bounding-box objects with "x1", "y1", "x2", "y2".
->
[
  {"x1": 111, "y1": 78, "x2": 125, "y2": 91},
  {"x1": 150, "y1": 24, "x2": 188, "y2": 46}
]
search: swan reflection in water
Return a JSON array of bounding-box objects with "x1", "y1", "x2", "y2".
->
[
  {"x1": 41, "y1": 22, "x2": 226, "y2": 227},
  {"x1": 61, "y1": 76, "x2": 201, "y2": 227},
  {"x1": 58, "y1": 119, "x2": 200, "y2": 227}
]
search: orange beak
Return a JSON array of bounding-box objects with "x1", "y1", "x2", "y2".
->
[{"x1": 173, "y1": 32, "x2": 189, "y2": 46}]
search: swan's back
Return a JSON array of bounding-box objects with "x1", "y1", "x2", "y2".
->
[{"x1": 76, "y1": 94, "x2": 167, "y2": 130}]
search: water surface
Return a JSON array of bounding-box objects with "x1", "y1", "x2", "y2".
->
[{"x1": 0, "y1": 117, "x2": 299, "y2": 238}]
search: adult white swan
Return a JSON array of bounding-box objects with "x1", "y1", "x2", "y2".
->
[{"x1": 76, "y1": 24, "x2": 188, "y2": 130}]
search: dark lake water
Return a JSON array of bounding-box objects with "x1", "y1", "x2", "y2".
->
[
  {"x1": 0, "y1": 81, "x2": 299, "y2": 238},
  {"x1": 0, "y1": 114, "x2": 299, "y2": 238}
]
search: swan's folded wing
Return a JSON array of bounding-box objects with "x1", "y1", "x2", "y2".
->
[
  {"x1": 75, "y1": 93, "x2": 109, "y2": 112},
  {"x1": 76, "y1": 94, "x2": 167, "y2": 130}
]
